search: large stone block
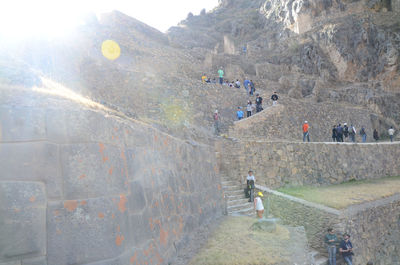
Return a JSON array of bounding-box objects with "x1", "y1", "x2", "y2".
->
[
  {"x1": 47, "y1": 195, "x2": 130, "y2": 265},
  {"x1": 0, "y1": 182, "x2": 46, "y2": 261},
  {"x1": 0, "y1": 142, "x2": 62, "y2": 199},
  {"x1": 60, "y1": 143, "x2": 128, "y2": 199},
  {"x1": 46, "y1": 109, "x2": 124, "y2": 146},
  {"x1": 0, "y1": 107, "x2": 46, "y2": 142},
  {"x1": 22, "y1": 256, "x2": 47, "y2": 265}
]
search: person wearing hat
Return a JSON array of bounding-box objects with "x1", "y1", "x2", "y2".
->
[
  {"x1": 236, "y1": 107, "x2": 244, "y2": 120},
  {"x1": 303, "y1": 121, "x2": 310, "y2": 142},
  {"x1": 339, "y1": 233, "x2": 354, "y2": 265},
  {"x1": 254, "y1": 192, "x2": 264, "y2": 218}
]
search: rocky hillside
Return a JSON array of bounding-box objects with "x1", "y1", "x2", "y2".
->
[{"x1": 169, "y1": 0, "x2": 400, "y2": 136}]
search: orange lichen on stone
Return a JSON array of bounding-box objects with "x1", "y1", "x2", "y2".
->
[
  {"x1": 160, "y1": 227, "x2": 168, "y2": 246},
  {"x1": 149, "y1": 217, "x2": 154, "y2": 230},
  {"x1": 198, "y1": 207, "x2": 202, "y2": 214},
  {"x1": 118, "y1": 194, "x2": 127, "y2": 213},
  {"x1": 217, "y1": 184, "x2": 222, "y2": 190},
  {"x1": 78, "y1": 174, "x2": 86, "y2": 179},
  {"x1": 154, "y1": 134, "x2": 158, "y2": 142},
  {"x1": 109, "y1": 167, "x2": 113, "y2": 175},
  {"x1": 153, "y1": 201, "x2": 159, "y2": 208},
  {"x1": 163, "y1": 137, "x2": 169, "y2": 146},
  {"x1": 130, "y1": 252, "x2": 137, "y2": 264},
  {"x1": 155, "y1": 250, "x2": 163, "y2": 265},
  {"x1": 98, "y1": 212, "x2": 105, "y2": 219},
  {"x1": 121, "y1": 151, "x2": 126, "y2": 160},
  {"x1": 112, "y1": 213, "x2": 115, "y2": 219},
  {"x1": 64, "y1": 200, "x2": 78, "y2": 212},
  {"x1": 56, "y1": 229, "x2": 62, "y2": 235},
  {"x1": 80, "y1": 201, "x2": 87, "y2": 205},
  {"x1": 103, "y1": 156, "x2": 109, "y2": 163},
  {"x1": 115, "y1": 235, "x2": 124, "y2": 246},
  {"x1": 29, "y1": 196, "x2": 36, "y2": 202},
  {"x1": 117, "y1": 225, "x2": 120, "y2": 232},
  {"x1": 99, "y1": 143, "x2": 105, "y2": 153},
  {"x1": 53, "y1": 210, "x2": 60, "y2": 216}
]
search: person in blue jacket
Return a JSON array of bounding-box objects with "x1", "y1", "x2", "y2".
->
[{"x1": 236, "y1": 107, "x2": 244, "y2": 120}]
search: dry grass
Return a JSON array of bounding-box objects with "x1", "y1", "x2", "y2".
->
[
  {"x1": 278, "y1": 176, "x2": 400, "y2": 209},
  {"x1": 189, "y1": 216, "x2": 292, "y2": 265}
]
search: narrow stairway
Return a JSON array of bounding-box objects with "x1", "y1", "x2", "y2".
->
[
  {"x1": 309, "y1": 248, "x2": 329, "y2": 265},
  {"x1": 221, "y1": 176, "x2": 255, "y2": 216}
]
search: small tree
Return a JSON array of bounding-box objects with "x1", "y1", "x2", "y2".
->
[
  {"x1": 187, "y1": 12, "x2": 194, "y2": 20},
  {"x1": 200, "y1": 8, "x2": 206, "y2": 16}
]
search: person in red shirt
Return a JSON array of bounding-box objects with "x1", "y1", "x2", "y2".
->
[{"x1": 303, "y1": 121, "x2": 310, "y2": 142}]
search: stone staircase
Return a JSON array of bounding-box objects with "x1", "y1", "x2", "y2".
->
[
  {"x1": 309, "y1": 248, "x2": 329, "y2": 265},
  {"x1": 221, "y1": 177, "x2": 255, "y2": 216}
]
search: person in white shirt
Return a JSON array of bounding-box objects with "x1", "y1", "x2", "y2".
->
[
  {"x1": 388, "y1": 126, "x2": 395, "y2": 142},
  {"x1": 246, "y1": 101, "x2": 252, "y2": 118},
  {"x1": 254, "y1": 192, "x2": 264, "y2": 218}
]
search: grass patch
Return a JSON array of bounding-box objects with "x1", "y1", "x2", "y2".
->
[
  {"x1": 189, "y1": 216, "x2": 292, "y2": 265},
  {"x1": 277, "y1": 176, "x2": 400, "y2": 209}
]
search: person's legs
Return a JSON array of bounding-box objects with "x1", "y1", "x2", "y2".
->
[
  {"x1": 257, "y1": 209, "x2": 264, "y2": 218},
  {"x1": 362, "y1": 134, "x2": 366, "y2": 142},
  {"x1": 390, "y1": 135, "x2": 393, "y2": 142},
  {"x1": 343, "y1": 256, "x2": 353, "y2": 265},
  {"x1": 247, "y1": 111, "x2": 251, "y2": 117},
  {"x1": 327, "y1": 246, "x2": 336, "y2": 265},
  {"x1": 273, "y1": 100, "x2": 277, "y2": 106},
  {"x1": 219, "y1": 77, "x2": 223, "y2": 84},
  {"x1": 303, "y1": 132, "x2": 306, "y2": 142},
  {"x1": 307, "y1": 132, "x2": 310, "y2": 142}
]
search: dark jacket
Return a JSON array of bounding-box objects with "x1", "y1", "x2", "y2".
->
[{"x1": 340, "y1": 240, "x2": 353, "y2": 257}]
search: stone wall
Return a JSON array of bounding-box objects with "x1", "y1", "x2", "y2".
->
[
  {"x1": 220, "y1": 139, "x2": 400, "y2": 188},
  {"x1": 259, "y1": 186, "x2": 400, "y2": 265},
  {"x1": 342, "y1": 195, "x2": 400, "y2": 265},
  {"x1": 264, "y1": 188, "x2": 341, "y2": 254},
  {"x1": 0, "y1": 93, "x2": 223, "y2": 265},
  {"x1": 229, "y1": 99, "x2": 394, "y2": 143}
]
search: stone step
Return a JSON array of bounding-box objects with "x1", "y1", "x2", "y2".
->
[
  {"x1": 227, "y1": 198, "x2": 249, "y2": 206},
  {"x1": 314, "y1": 257, "x2": 328, "y2": 265},
  {"x1": 225, "y1": 194, "x2": 245, "y2": 201},
  {"x1": 227, "y1": 202, "x2": 253, "y2": 211},
  {"x1": 222, "y1": 185, "x2": 242, "y2": 191},
  {"x1": 224, "y1": 189, "x2": 244, "y2": 196},
  {"x1": 221, "y1": 180, "x2": 240, "y2": 186},
  {"x1": 228, "y1": 206, "x2": 255, "y2": 216}
]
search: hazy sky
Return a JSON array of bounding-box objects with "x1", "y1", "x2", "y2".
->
[{"x1": 0, "y1": 0, "x2": 219, "y2": 37}]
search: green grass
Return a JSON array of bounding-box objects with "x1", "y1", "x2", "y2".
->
[
  {"x1": 277, "y1": 176, "x2": 400, "y2": 209},
  {"x1": 189, "y1": 216, "x2": 292, "y2": 265}
]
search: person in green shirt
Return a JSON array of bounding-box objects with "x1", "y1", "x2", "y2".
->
[
  {"x1": 325, "y1": 228, "x2": 338, "y2": 265},
  {"x1": 218, "y1": 67, "x2": 224, "y2": 85}
]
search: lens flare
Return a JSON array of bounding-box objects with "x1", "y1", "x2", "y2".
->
[{"x1": 101, "y1": 40, "x2": 121, "y2": 60}]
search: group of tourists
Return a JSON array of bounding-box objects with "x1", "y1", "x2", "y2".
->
[
  {"x1": 325, "y1": 228, "x2": 356, "y2": 265},
  {"x1": 332, "y1": 124, "x2": 396, "y2": 143},
  {"x1": 237, "y1": 93, "x2": 265, "y2": 120},
  {"x1": 331, "y1": 123, "x2": 358, "y2": 142}
]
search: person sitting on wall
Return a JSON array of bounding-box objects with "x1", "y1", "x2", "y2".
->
[
  {"x1": 201, "y1": 73, "x2": 207, "y2": 83},
  {"x1": 254, "y1": 192, "x2": 264, "y2": 219},
  {"x1": 234, "y1": 79, "x2": 241, "y2": 88}
]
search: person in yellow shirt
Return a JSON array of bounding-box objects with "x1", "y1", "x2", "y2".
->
[{"x1": 201, "y1": 73, "x2": 207, "y2": 83}]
